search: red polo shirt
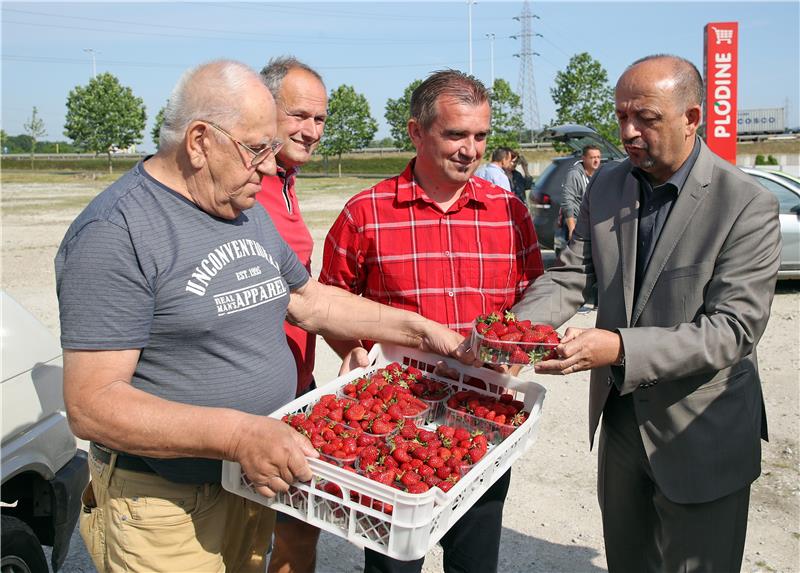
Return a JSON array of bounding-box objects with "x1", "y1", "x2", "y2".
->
[
  {"x1": 320, "y1": 161, "x2": 543, "y2": 337},
  {"x1": 256, "y1": 167, "x2": 315, "y2": 394}
]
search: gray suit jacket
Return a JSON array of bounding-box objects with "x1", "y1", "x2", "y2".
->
[{"x1": 514, "y1": 139, "x2": 781, "y2": 504}]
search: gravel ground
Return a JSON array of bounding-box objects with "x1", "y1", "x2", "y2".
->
[{"x1": 2, "y1": 179, "x2": 798, "y2": 573}]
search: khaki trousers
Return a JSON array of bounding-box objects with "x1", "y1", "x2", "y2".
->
[{"x1": 81, "y1": 449, "x2": 275, "y2": 573}]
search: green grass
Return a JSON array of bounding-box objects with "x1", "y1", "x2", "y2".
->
[
  {"x1": 1, "y1": 156, "x2": 139, "y2": 172},
  {"x1": 0, "y1": 169, "x2": 119, "y2": 185}
]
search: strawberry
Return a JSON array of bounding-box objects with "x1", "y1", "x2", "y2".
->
[
  {"x1": 400, "y1": 471, "x2": 421, "y2": 487},
  {"x1": 453, "y1": 427, "x2": 471, "y2": 442},
  {"x1": 510, "y1": 348, "x2": 530, "y2": 364},
  {"x1": 489, "y1": 321, "x2": 508, "y2": 336},
  {"x1": 345, "y1": 404, "x2": 366, "y2": 421},
  {"x1": 407, "y1": 482, "x2": 430, "y2": 494},
  {"x1": 371, "y1": 420, "x2": 393, "y2": 435}
]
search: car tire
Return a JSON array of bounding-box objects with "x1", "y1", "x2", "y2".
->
[{"x1": 0, "y1": 515, "x2": 49, "y2": 573}]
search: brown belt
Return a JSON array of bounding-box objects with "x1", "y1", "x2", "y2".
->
[{"x1": 90, "y1": 442, "x2": 156, "y2": 473}]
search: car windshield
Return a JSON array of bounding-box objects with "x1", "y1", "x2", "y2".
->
[
  {"x1": 534, "y1": 161, "x2": 561, "y2": 190},
  {"x1": 538, "y1": 124, "x2": 625, "y2": 160}
]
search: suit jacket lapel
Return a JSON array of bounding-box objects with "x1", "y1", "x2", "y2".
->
[
  {"x1": 617, "y1": 170, "x2": 639, "y2": 327},
  {"x1": 631, "y1": 144, "x2": 715, "y2": 325}
]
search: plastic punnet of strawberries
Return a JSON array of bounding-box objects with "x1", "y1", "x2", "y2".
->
[
  {"x1": 357, "y1": 422, "x2": 489, "y2": 495},
  {"x1": 471, "y1": 310, "x2": 561, "y2": 365},
  {"x1": 340, "y1": 366, "x2": 430, "y2": 424},
  {"x1": 446, "y1": 390, "x2": 530, "y2": 439},
  {"x1": 284, "y1": 397, "x2": 383, "y2": 467}
]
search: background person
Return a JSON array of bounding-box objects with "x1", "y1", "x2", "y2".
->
[
  {"x1": 507, "y1": 149, "x2": 533, "y2": 205},
  {"x1": 56, "y1": 60, "x2": 466, "y2": 573},
  {"x1": 556, "y1": 144, "x2": 601, "y2": 255},
  {"x1": 320, "y1": 70, "x2": 543, "y2": 573},
  {"x1": 257, "y1": 56, "x2": 328, "y2": 573},
  {"x1": 474, "y1": 146, "x2": 514, "y2": 191},
  {"x1": 513, "y1": 54, "x2": 780, "y2": 572}
]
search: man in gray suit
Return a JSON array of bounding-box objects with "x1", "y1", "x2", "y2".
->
[{"x1": 513, "y1": 54, "x2": 781, "y2": 571}]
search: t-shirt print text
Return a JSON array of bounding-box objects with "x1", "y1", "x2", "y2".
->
[
  {"x1": 213, "y1": 278, "x2": 287, "y2": 316},
  {"x1": 185, "y1": 239, "x2": 281, "y2": 296}
]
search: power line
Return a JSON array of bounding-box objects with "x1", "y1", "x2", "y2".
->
[
  {"x1": 3, "y1": 16, "x2": 488, "y2": 45},
  {"x1": 2, "y1": 8, "x2": 495, "y2": 46},
  {"x1": 1, "y1": 53, "x2": 517, "y2": 73}
]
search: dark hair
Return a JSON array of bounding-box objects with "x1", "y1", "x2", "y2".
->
[
  {"x1": 260, "y1": 56, "x2": 324, "y2": 101},
  {"x1": 626, "y1": 54, "x2": 703, "y2": 108},
  {"x1": 410, "y1": 69, "x2": 489, "y2": 130},
  {"x1": 582, "y1": 144, "x2": 601, "y2": 156},
  {"x1": 491, "y1": 147, "x2": 513, "y2": 162}
]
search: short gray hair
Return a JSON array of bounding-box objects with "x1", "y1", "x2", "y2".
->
[
  {"x1": 410, "y1": 69, "x2": 489, "y2": 130},
  {"x1": 259, "y1": 56, "x2": 324, "y2": 101},
  {"x1": 158, "y1": 60, "x2": 261, "y2": 150},
  {"x1": 626, "y1": 54, "x2": 704, "y2": 109}
]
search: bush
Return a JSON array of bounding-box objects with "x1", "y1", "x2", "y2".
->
[{"x1": 755, "y1": 154, "x2": 766, "y2": 165}]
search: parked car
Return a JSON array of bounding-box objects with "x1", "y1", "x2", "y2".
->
[
  {"x1": 740, "y1": 168, "x2": 800, "y2": 280},
  {"x1": 529, "y1": 124, "x2": 625, "y2": 249},
  {"x1": 1, "y1": 291, "x2": 88, "y2": 573}
]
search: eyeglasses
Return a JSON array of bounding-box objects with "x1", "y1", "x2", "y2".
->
[{"x1": 202, "y1": 120, "x2": 283, "y2": 167}]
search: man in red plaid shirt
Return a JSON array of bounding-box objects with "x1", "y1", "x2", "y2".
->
[{"x1": 320, "y1": 70, "x2": 543, "y2": 573}]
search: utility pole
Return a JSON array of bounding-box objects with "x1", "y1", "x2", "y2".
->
[
  {"x1": 512, "y1": 0, "x2": 541, "y2": 140},
  {"x1": 486, "y1": 33, "x2": 495, "y2": 86},
  {"x1": 83, "y1": 48, "x2": 99, "y2": 78},
  {"x1": 467, "y1": 0, "x2": 476, "y2": 75}
]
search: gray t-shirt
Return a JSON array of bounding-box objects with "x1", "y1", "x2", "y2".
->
[{"x1": 55, "y1": 160, "x2": 310, "y2": 483}]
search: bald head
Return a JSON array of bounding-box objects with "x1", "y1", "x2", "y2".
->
[
  {"x1": 619, "y1": 55, "x2": 703, "y2": 110},
  {"x1": 158, "y1": 60, "x2": 273, "y2": 150},
  {"x1": 614, "y1": 54, "x2": 702, "y2": 184}
]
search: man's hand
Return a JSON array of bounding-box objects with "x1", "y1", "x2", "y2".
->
[
  {"x1": 338, "y1": 346, "x2": 371, "y2": 376},
  {"x1": 534, "y1": 327, "x2": 623, "y2": 375},
  {"x1": 420, "y1": 320, "x2": 468, "y2": 362},
  {"x1": 228, "y1": 415, "x2": 318, "y2": 499},
  {"x1": 566, "y1": 217, "x2": 576, "y2": 240}
]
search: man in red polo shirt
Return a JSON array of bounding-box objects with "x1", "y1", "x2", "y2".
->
[
  {"x1": 320, "y1": 70, "x2": 543, "y2": 573},
  {"x1": 256, "y1": 56, "x2": 327, "y2": 573}
]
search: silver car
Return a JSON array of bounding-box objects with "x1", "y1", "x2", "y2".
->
[{"x1": 741, "y1": 167, "x2": 800, "y2": 280}]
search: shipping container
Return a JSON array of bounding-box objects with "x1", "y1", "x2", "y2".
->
[{"x1": 737, "y1": 108, "x2": 785, "y2": 134}]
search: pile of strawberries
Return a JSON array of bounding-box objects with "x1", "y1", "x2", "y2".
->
[
  {"x1": 359, "y1": 423, "x2": 488, "y2": 494},
  {"x1": 279, "y1": 363, "x2": 523, "y2": 501},
  {"x1": 283, "y1": 395, "x2": 385, "y2": 464},
  {"x1": 446, "y1": 390, "x2": 529, "y2": 438},
  {"x1": 342, "y1": 362, "x2": 449, "y2": 404},
  {"x1": 338, "y1": 367, "x2": 432, "y2": 433},
  {"x1": 472, "y1": 311, "x2": 561, "y2": 365}
]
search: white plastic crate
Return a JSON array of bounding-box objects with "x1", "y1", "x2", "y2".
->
[{"x1": 221, "y1": 343, "x2": 546, "y2": 560}]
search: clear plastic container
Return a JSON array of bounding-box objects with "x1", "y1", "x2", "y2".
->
[{"x1": 469, "y1": 327, "x2": 558, "y2": 366}]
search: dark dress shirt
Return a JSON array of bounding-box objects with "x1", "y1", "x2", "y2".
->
[{"x1": 631, "y1": 138, "x2": 701, "y2": 297}]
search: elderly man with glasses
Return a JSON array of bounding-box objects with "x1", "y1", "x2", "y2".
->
[{"x1": 55, "y1": 60, "x2": 466, "y2": 573}]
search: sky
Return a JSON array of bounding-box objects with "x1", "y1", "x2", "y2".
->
[{"x1": 2, "y1": 0, "x2": 799, "y2": 152}]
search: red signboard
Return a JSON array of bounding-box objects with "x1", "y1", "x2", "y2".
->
[{"x1": 704, "y1": 22, "x2": 738, "y2": 163}]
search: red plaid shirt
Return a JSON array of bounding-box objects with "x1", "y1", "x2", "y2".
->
[{"x1": 320, "y1": 161, "x2": 543, "y2": 335}]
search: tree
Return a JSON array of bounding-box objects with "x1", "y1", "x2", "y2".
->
[
  {"x1": 488, "y1": 79, "x2": 525, "y2": 150},
  {"x1": 151, "y1": 104, "x2": 167, "y2": 149},
  {"x1": 23, "y1": 106, "x2": 47, "y2": 167},
  {"x1": 550, "y1": 52, "x2": 619, "y2": 145},
  {"x1": 318, "y1": 85, "x2": 378, "y2": 177},
  {"x1": 64, "y1": 72, "x2": 146, "y2": 173},
  {"x1": 384, "y1": 79, "x2": 422, "y2": 150}
]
